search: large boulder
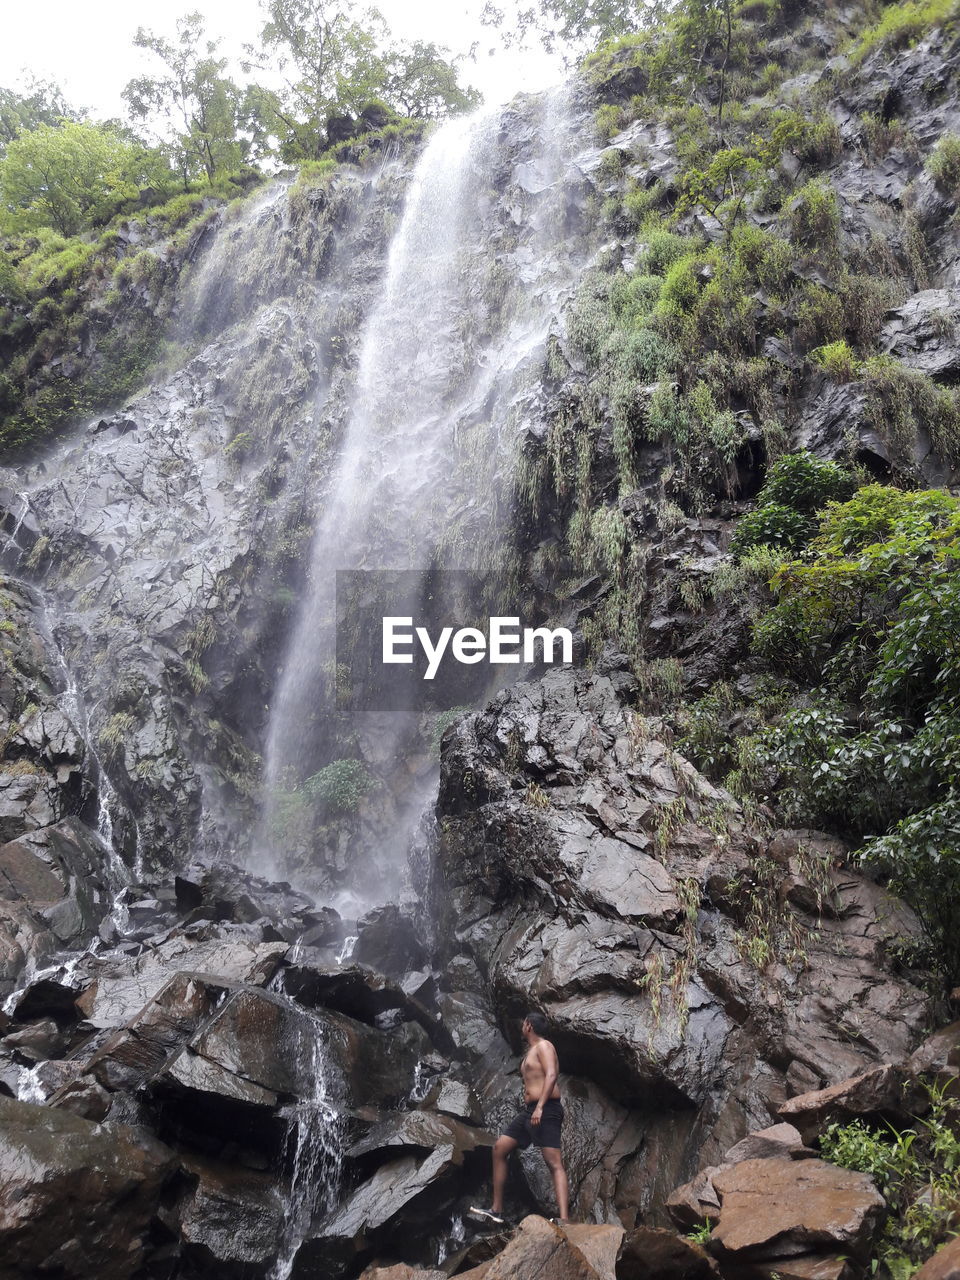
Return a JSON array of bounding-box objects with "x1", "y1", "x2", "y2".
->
[
  {"x1": 0, "y1": 1095, "x2": 175, "y2": 1279},
  {"x1": 710, "y1": 1158, "x2": 885, "y2": 1262},
  {"x1": 435, "y1": 669, "x2": 931, "y2": 1217},
  {"x1": 914, "y1": 1236, "x2": 960, "y2": 1280}
]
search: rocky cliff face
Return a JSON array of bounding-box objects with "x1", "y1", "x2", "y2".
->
[{"x1": 0, "y1": 3, "x2": 959, "y2": 1277}]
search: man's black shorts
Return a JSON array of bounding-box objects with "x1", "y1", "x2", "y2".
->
[{"x1": 503, "y1": 1099, "x2": 564, "y2": 1149}]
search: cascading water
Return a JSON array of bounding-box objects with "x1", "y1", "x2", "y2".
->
[{"x1": 259, "y1": 86, "x2": 593, "y2": 896}]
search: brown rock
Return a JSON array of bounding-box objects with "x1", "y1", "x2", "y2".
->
[
  {"x1": 778, "y1": 1065, "x2": 916, "y2": 1143},
  {"x1": 711, "y1": 1158, "x2": 885, "y2": 1260},
  {"x1": 763, "y1": 1258, "x2": 855, "y2": 1280},
  {"x1": 666, "y1": 1166, "x2": 725, "y2": 1231},
  {"x1": 914, "y1": 1236, "x2": 960, "y2": 1280},
  {"x1": 482, "y1": 1215, "x2": 607, "y2": 1279},
  {"x1": 558, "y1": 1222, "x2": 624, "y2": 1279},
  {"x1": 359, "y1": 1268, "x2": 447, "y2": 1280},
  {"x1": 723, "y1": 1123, "x2": 811, "y2": 1164},
  {"x1": 907, "y1": 1023, "x2": 960, "y2": 1077},
  {"x1": 0, "y1": 1095, "x2": 175, "y2": 1279},
  {"x1": 617, "y1": 1226, "x2": 718, "y2": 1280}
]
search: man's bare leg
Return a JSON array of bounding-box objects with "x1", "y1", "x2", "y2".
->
[
  {"x1": 541, "y1": 1147, "x2": 570, "y2": 1221},
  {"x1": 492, "y1": 1135, "x2": 518, "y2": 1213}
]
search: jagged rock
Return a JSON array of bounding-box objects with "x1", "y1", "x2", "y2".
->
[
  {"x1": 422, "y1": 1078, "x2": 484, "y2": 1125},
  {"x1": 436, "y1": 668, "x2": 930, "y2": 1215},
  {"x1": 0, "y1": 818, "x2": 113, "y2": 956},
  {"x1": 354, "y1": 905, "x2": 429, "y2": 979},
  {"x1": 1, "y1": 1016, "x2": 64, "y2": 1061},
  {"x1": 723, "y1": 1122, "x2": 812, "y2": 1164},
  {"x1": 346, "y1": 1109, "x2": 493, "y2": 1163},
  {"x1": 76, "y1": 931, "x2": 287, "y2": 1028},
  {"x1": 479, "y1": 1215, "x2": 617, "y2": 1279},
  {"x1": 881, "y1": 288, "x2": 960, "y2": 378},
  {"x1": 914, "y1": 1235, "x2": 960, "y2": 1280},
  {"x1": 710, "y1": 1158, "x2": 885, "y2": 1261},
  {"x1": 616, "y1": 1226, "x2": 718, "y2": 1280},
  {"x1": 359, "y1": 1266, "x2": 447, "y2": 1280},
  {"x1": 0, "y1": 1094, "x2": 175, "y2": 1279},
  {"x1": 280, "y1": 956, "x2": 450, "y2": 1051},
  {"x1": 291, "y1": 1146, "x2": 465, "y2": 1276},
  {"x1": 907, "y1": 1021, "x2": 960, "y2": 1077},
  {"x1": 777, "y1": 1065, "x2": 920, "y2": 1143},
  {"x1": 176, "y1": 1152, "x2": 286, "y2": 1274},
  {"x1": 666, "y1": 1167, "x2": 725, "y2": 1231}
]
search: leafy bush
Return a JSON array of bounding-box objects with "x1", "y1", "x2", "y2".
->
[
  {"x1": 746, "y1": 485, "x2": 960, "y2": 979},
  {"x1": 731, "y1": 452, "x2": 856, "y2": 558},
  {"x1": 302, "y1": 758, "x2": 373, "y2": 813},
  {"x1": 787, "y1": 179, "x2": 840, "y2": 252},
  {"x1": 812, "y1": 339, "x2": 858, "y2": 381},
  {"x1": 821, "y1": 1082, "x2": 960, "y2": 1275},
  {"x1": 927, "y1": 132, "x2": 960, "y2": 194},
  {"x1": 851, "y1": 0, "x2": 960, "y2": 62}
]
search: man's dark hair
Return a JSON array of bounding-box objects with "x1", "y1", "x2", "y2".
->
[{"x1": 524, "y1": 1011, "x2": 548, "y2": 1036}]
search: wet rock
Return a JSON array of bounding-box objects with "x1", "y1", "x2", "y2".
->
[
  {"x1": 176, "y1": 1152, "x2": 286, "y2": 1275},
  {"x1": 479, "y1": 1214, "x2": 616, "y2": 1279},
  {"x1": 292, "y1": 1146, "x2": 465, "y2": 1276},
  {"x1": 710, "y1": 1158, "x2": 885, "y2": 1261},
  {"x1": 359, "y1": 1266, "x2": 447, "y2": 1280},
  {"x1": 76, "y1": 930, "x2": 287, "y2": 1028},
  {"x1": 281, "y1": 957, "x2": 450, "y2": 1051},
  {"x1": 907, "y1": 1021, "x2": 960, "y2": 1078},
  {"x1": 435, "y1": 667, "x2": 929, "y2": 1218},
  {"x1": 421, "y1": 1077, "x2": 484, "y2": 1125},
  {"x1": 2, "y1": 1016, "x2": 64, "y2": 1061},
  {"x1": 10, "y1": 974, "x2": 83, "y2": 1021},
  {"x1": 0, "y1": 1094, "x2": 175, "y2": 1279},
  {"x1": 722, "y1": 1122, "x2": 812, "y2": 1164},
  {"x1": 347, "y1": 1108, "x2": 493, "y2": 1163},
  {"x1": 616, "y1": 1226, "x2": 718, "y2": 1280},
  {"x1": 667, "y1": 1167, "x2": 725, "y2": 1232},
  {"x1": 914, "y1": 1235, "x2": 960, "y2": 1280},
  {"x1": 354, "y1": 904, "x2": 429, "y2": 979},
  {"x1": 0, "y1": 818, "x2": 113, "y2": 951},
  {"x1": 58, "y1": 970, "x2": 229, "y2": 1096},
  {"x1": 778, "y1": 1065, "x2": 919, "y2": 1144},
  {"x1": 881, "y1": 289, "x2": 960, "y2": 378}
]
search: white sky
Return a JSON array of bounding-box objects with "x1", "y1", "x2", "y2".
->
[{"x1": 0, "y1": 0, "x2": 565, "y2": 122}]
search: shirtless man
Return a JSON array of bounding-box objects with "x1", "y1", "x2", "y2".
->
[{"x1": 468, "y1": 1011, "x2": 571, "y2": 1226}]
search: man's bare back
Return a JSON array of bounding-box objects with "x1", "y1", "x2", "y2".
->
[{"x1": 521, "y1": 1039, "x2": 562, "y2": 1103}]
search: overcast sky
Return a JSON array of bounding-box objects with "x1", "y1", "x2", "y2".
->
[{"x1": 0, "y1": 0, "x2": 565, "y2": 123}]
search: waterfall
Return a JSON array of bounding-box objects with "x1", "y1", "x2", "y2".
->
[{"x1": 259, "y1": 86, "x2": 591, "y2": 892}]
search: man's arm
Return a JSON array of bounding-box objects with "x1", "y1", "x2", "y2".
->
[{"x1": 530, "y1": 1041, "x2": 559, "y2": 1124}]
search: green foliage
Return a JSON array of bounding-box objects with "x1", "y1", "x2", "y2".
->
[
  {"x1": 821, "y1": 1082, "x2": 960, "y2": 1275},
  {"x1": 850, "y1": 0, "x2": 960, "y2": 62},
  {"x1": 787, "y1": 179, "x2": 840, "y2": 253},
  {"x1": 247, "y1": 0, "x2": 477, "y2": 162},
  {"x1": 760, "y1": 451, "x2": 857, "y2": 513},
  {"x1": 862, "y1": 357, "x2": 960, "y2": 470},
  {"x1": 730, "y1": 452, "x2": 856, "y2": 559},
  {"x1": 0, "y1": 122, "x2": 146, "y2": 235},
  {"x1": 812, "y1": 339, "x2": 858, "y2": 381},
  {"x1": 124, "y1": 14, "x2": 248, "y2": 183},
  {"x1": 0, "y1": 78, "x2": 78, "y2": 156},
  {"x1": 430, "y1": 705, "x2": 470, "y2": 757},
  {"x1": 745, "y1": 486, "x2": 960, "y2": 979},
  {"x1": 927, "y1": 133, "x2": 960, "y2": 196},
  {"x1": 302, "y1": 758, "x2": 373, "y2": 813}
]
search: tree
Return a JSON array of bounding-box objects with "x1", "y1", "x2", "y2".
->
[
  {"x1": 0, "y1": 77, "x2": 78, "y2": 155},
  {"x1": 382, "y1": 41, "x2": 481, "y2": 119},
  {"x1": 246, "y1": 0, "x2": 389, "y2": 160},
  {"x1": 246, "y1": 0, "x2": 480, "y2": 160},
  {"x1": 479, "y1": 0, "x2": 652, "y2": 56},
  {"x1": 0, "y1": 121, "x2": 141, "y2": 235},
  {"x1": 123, "y1": 12, "x2": 246, "y2": 184}
]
